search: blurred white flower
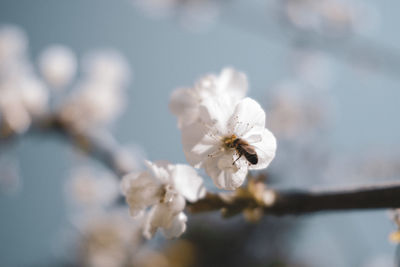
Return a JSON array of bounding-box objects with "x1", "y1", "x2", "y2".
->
[
  {"x1": 65, "y1": 167, "x2": 120, "y2": 210},
  {"x1": 283, "y1": 0, "x2": 380, "y2": 37},
  {"x1": 0, "y1": 25, "x2": 27, "y2": 66},
  {"x1": 38, "y1": 45, "x2": 77, "y2": 89},
  {"x1": 82, "y1": 50, "x2": 130, "y2": 87},
  {"x1": 267, "y1": 82, "x2": 329, "y2": 139},
  {"x1": 59, "y1": 50, "x2": 130, "y2": 133},
  {"x1": 0, "y1": 25, "x2": 49, "y2": 134},
  {"x1": 60, "y1": 80, "x2": 125, "y2": 132},
  {"x1": 169, "y1": 67, "x2": 248, "y2": 128},
  {"x1": 122, "y1": 160, "x2": 205, "y2": 239},
  {"x1": 182, "y1": 97, "x2": 277, "y2": 190},
  {"x1": 73, "y1": 209, "x2": 142, "y2": 267}
]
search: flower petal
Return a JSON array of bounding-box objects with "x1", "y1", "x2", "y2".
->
[
  {"x1": 142, "y1": 194, "x2": 186, "y2": 239},
  {"x1": 217, "y1": 68, "x2": 248, "y2": 100},
  {"x1": 172, "y1": 164, "x2": 206, "y2": 202},
  {"x1": 161, "y1": 212, "x2": 188, "y2": 239},
  {"x1": 122, "y1": 172, "x2": 162, "y2": 217},
  {"x1": 145, "y1": 160, "x2": 171, "y2": 184},
  {"x1": 181, "y1": 121, "x2": 219, "y2": 168},
  {"x1": 169, "y1": 88, "x2": 199, "y2": 128},
  {"x1": 205, "y1": 153, "x2": 248, "y2": 190},
  {"x1": 248, "y1": 128, "x2": 277, "y2": 170},
  {"x1": 228, "y1": 97, "x2": 266, "y2": 137}
]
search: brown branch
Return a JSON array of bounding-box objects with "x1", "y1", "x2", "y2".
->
[
  {"x1": 188, "y1": 182, "x2": 400, "y2": 216},
  {"x1": 0, "y1": 115, "x2": 134, "y2": 177},
  {"x1": 3, "y1": 117, "x2": 400, "y2": 217}
]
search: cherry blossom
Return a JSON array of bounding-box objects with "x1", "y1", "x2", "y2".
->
[
  {"x1": 181, "y1": 97, "x2": 277, "y2": 190},
  {"x1": 59, "y1": 50, "x2": 130, "y2": 132},
  {"x1": 121, "y1": 160, "x2": 205, "y2": 239},
  {"x1": 169, "y1": 67, "x2": 248, "y2": 128},
  {"x1": 38, "y1": 45, "x2": 77, "y2": 89}
]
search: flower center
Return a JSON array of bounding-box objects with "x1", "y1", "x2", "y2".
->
[
  {"x1": 222, "y1": 134, "x2": 237, "y2": 149},
  {"x1": 160, "y1": 184, "x2": 176, "y2": 203}
]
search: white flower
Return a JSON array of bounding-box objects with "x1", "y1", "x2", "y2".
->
[
  {"x1": 0, "y1": 25, "x2": 27, "y2": 65},
  {"x1": 60, "y1": 80, "x2": 125, "y2": 132},
  {"x1": 64, "y1": 167, "x2": 120, "y2": 209},
  {"x1": 59, "y1": 50, "x2": 131, "y2": 132},
  {"x1": 38, "y1": 45, "x2": 77, "y2": 89},
  {"x1": 121, "y1": 160, "x2": 206, "y2": 239},
  {"x1": 169, "y1": 67, "x2": 247, "y2": 128},
  {"x1": 73, "y1": 209, "x2": 142, "y2": 267},
  {"x1": 82, "y1": 50, "x2": 130, "y2": 87},
  {"x1": 0, "y1": 75, "x2": 48, "y2": 133},
  {"x1": 181, "y1": 97, "x2": 277, "y2": 190}
]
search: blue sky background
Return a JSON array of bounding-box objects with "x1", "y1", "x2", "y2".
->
[{"x1": 1, "y1": 0, "x2": 400, "y2": 266}]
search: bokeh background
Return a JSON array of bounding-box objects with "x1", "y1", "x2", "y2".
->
[{"x1": 1, "y1": 0, "x2": 400, "y2": 266}]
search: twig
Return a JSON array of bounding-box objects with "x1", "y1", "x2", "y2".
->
[
  {"x1": 3, "y1": 117, "x2": 400, "y2": 217},
  {"x1": 188, "y1": 182, "x2": 400, "y2": 216}
]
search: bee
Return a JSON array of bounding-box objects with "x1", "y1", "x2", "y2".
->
[{"x1": 224, "y1": 135, "x2": 258, "y2": 165}]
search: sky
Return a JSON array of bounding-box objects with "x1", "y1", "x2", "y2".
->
[{"x1": 1, "y1": 0, "x2": 400, "y2": 266}]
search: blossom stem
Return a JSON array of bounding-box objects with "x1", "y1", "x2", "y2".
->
[
  {"x1": 3, "y1": 118, "x2": 400, "y2": 217},
  {"x1": 187, "y1": 183, "x2": 400, "y2": 216}
]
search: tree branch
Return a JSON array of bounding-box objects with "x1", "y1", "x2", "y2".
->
[
  {"x1": 3, "y1": 117, "x2": 400, "y2": 217},
  {"x1": 188, "y1": 182, "x2": 400, "y2": 216}
]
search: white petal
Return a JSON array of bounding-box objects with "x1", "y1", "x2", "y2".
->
[
  {"x1": 181, "y1": 121, "x2": 219, "y2": 168},
  {"x1": 205, "y1": 153, "x2": 248, "y2": 190},
  {"x1": 248, "y1": 128, "x2": 277, "y2": 170},
  {"x1": 217, "y1": 68, "x2": 248, "y2": 100},
  {"x1": 169, "y1": 88, "x2": 199, "y2": 128},
  {"x1": 172, "y1": 164, "x2": 206, "y2": 202},
  {"x1": 161, "y1": 212, "x2": 188, "y2": 239},
  {"x1": 38, "y1": 45, "x2": 77, "y2": 88},
  {"x1": 198, "y1": 96, "x2": 235, "y2": 134},
  {"x1": 145, "y1": 160, "x2": 171, "y2": 184},
  {"x1": 228, "y1": 97, "x2": 266, "y2": 137},
  {"x1": 122, "y1": 172, "x2": 162, "y2": 217},
  {"x1": 142, "y1": 194, "x2": 186, "y2": 239}
]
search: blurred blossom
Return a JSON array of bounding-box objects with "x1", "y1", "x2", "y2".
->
[
  {"x1": 133, "y1": 0, "x2": 220, "y2": 32},
  {"x1": 169, "y1": 67, "x2": 248, "y2": 129},
  {"x1": 267, "y1": 81, "x2": 329, "y2": 139},
  {"x1": 0, "y1": 25, "x2": 27, "y2": 66},
  {"x1": 60, "y1": 50, "x2": 130, "y2": 133},
  {"x1": 122, "y1": 160, "x2": 206, "y2": 239},
  {"x1": 114, "y1": 143, "x2": 147, "y2": 173},
  {"x1": 131, "y1": 248, "x2": 170, "y2": 267},
  {"x1": 38, "y1": 45, "x2": 77, "y2": 89},
  {"x1": 60, "y1": 80, "x2": 125, "y2": 132},
  {"x1": 82, "y1": 50, "x2": 130, "y2": 87},
  {"x1": 291, "y1": 49, "x2": 334, "y2": 89},
  {"x1": 282, "y1": 0, "x2": 380, "y2": 37},
  {"x1": 73, "y1": 209, "x2": 142, "y2": 267},
  {"x1": 64, "y1": 167, "x2": 120, "y2": 210},
  {"x1": 0, "y1": 25, "x2": 49, "y2": 134}
]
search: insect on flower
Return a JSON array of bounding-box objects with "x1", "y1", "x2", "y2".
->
[{"x1": 223, "y1": 134, "x2": 258, "y2": 165}]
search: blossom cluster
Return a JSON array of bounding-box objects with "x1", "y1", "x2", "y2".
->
[
  {"x1": 120, "y1": 68, "x2": 277, "y2": 239},
  {"x1": 0, "y1": 25, "x2": 277, "y2": 240},
  {"x1": 0, "y1": 25, "x2": 130, "y2": 136},
  {"x1": 0, "y1": 25, "x2": 48, "y2": 134},
  {"x1": 170, "y1": 68, "x2": 277, "y2": 190}
]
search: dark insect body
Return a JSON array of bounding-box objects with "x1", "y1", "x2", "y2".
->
[
  {"x1": 224, "y1": 135, "x2": 258, "y2": 165},
  {"x1": 233, "y1": 138, "x2": 258, "y2": 165}
]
